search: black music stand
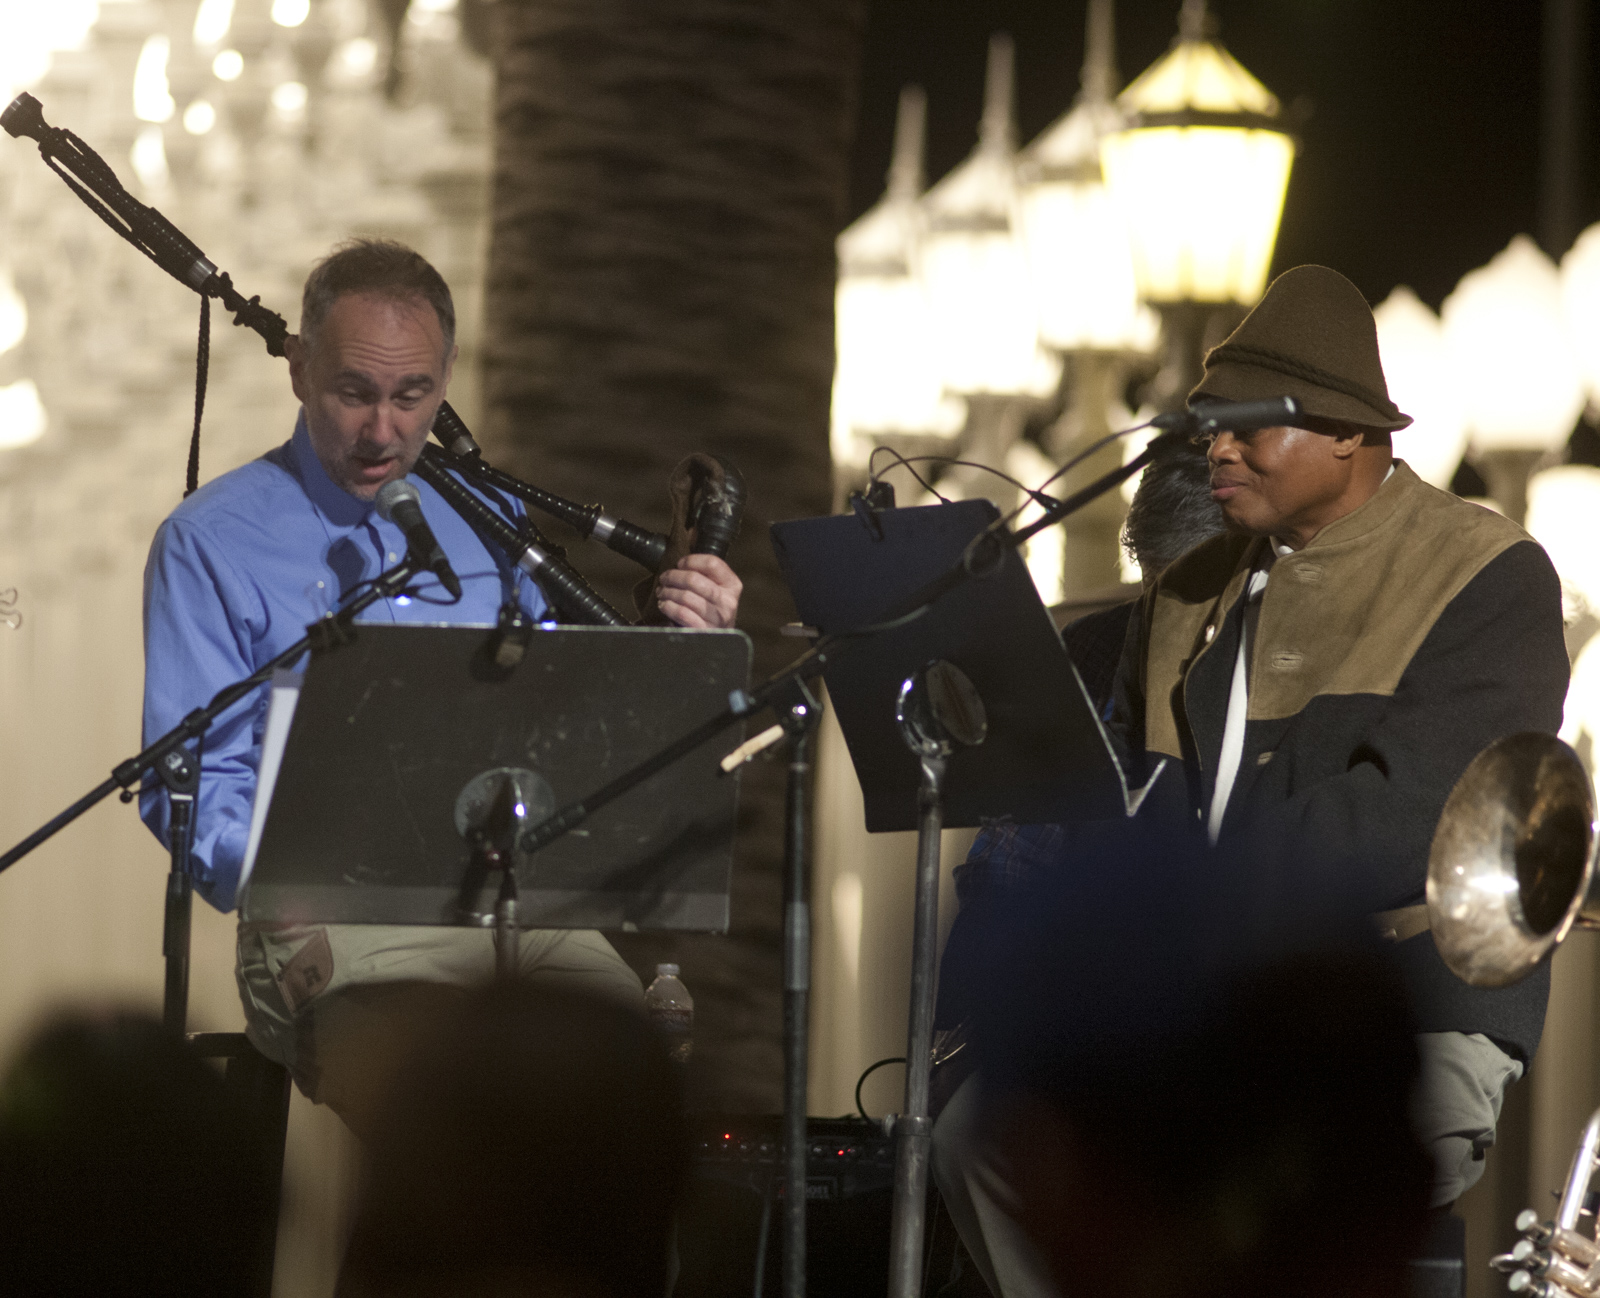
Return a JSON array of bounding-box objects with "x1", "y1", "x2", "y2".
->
[
  {"x1": 238, "y1": 624, "x2": 750, "y2": 935},
  {"x1": 772, "y1": 498, "x2": 1157, "y2": 829},
  {"x1": 773, "y1": 498, "x2": 1161, "y2": 1298}
]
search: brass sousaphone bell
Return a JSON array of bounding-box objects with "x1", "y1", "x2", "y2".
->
[{"x1": 1427, "y1": 733, "x2": 1600, "y2": 988}]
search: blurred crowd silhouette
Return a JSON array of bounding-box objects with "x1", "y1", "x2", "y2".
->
[{"x1": 0, "y1": 825, "x2": 1433, "y2": 1297}]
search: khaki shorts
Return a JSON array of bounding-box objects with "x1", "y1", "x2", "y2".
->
[{"x1": 237, "y1": 922, "x2": 643, "y2": 1133}]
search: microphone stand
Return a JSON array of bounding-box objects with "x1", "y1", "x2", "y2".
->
[
  {"x1": 503, "y1": 428, "x2": 1180, "y2": 1298},
  {"x1": 0, "y1": 553, "x2": 426, "y2": 1029}
]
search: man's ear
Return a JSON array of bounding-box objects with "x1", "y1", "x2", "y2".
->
[
  {"x1": 286, "y1": 333, "x2": 309, "y2": 404},
  {"x1": 1327, "y1": 426, "x2": 1366, "y2": 461},
  {"x1": 442, "y1": 342, "x2": 458, "y2": 391}
]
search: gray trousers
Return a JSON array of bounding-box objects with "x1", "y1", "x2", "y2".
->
[{"x1": 930, "y1": 1030, "x2": 1521, "y2": 1298}]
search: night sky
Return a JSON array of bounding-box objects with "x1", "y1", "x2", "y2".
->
[{"x1": 849, "y1": 0, "x2": 1594, "y2": 311}]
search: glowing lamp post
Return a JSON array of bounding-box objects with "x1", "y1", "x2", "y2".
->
[
  {"x1": 1014, "y1": 0, "x2": 1149, "y2": 357},
  {"x1": 1561, "y1": 222, "x2": 1600, "y2": 409},
  {"x1": 1099, "y1": 0, "x2": 1295, "y2": 408},
  {"x1": 918, "y1": 32, "x2": 1059, "y2": 479},
  {"x1": 1015, "y1": 0, "x2": 1154, "y2": 597},
  {"x1": 1442, "y1": 235, "x2": 1585, "y2": 523},
  {"x1": 1528, "y1": 466, "x2": 1600, "y2": 619},
  {"x1": 831, "y1": 87, "x2": 961, "y2": 480},
  {"x1": 1373, "y1": 287, "x2": 1468, "y2": 490}
]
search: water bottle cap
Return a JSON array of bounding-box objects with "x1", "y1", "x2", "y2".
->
[{"x1": 656, "y1": 963, "x2": 680, "y2": 977}]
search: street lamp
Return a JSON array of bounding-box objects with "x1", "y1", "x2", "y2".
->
[
  {"x1": 1442, "y1": 235, "x2": 1584, "y2": 523},
  {"x1": 1372, "y1": 286, "x2": 1468, "y2": 490},
  {"x1": 1015, "y1": 0, "x2": 1152, "y2": 357},
  {"x1": 1527, "y1": 466, "x2": 1600, "y2": 620},
  {"x1": 1099, "y1": 0, "x2": 1295, "y2": 408},
  {"x1": 1014, "y1": 0, "x2": 1155, "y2": 597},
  {"x1": 919, "y1": 32, "x2": 1059, "y2": 482},
  {"x1": 831, "y1": 87, "x2": 963, "y2": 482},
  {"x1": 1561, "y1": 222, "x2": 1600, "y2": 411}
]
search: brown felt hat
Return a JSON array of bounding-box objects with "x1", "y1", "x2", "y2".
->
[{"x1": 1189, "y1": 265, "x2": 1412, "y2": 432}]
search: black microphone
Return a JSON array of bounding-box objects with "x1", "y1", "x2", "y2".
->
[
  {"x1": 375, "y1": 478, "x2": 462, "y2": 599},
  {"x1": 1151, "y1": 396, "x2": 1303, "y2": 439}
]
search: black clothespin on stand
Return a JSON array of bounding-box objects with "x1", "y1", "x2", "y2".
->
[{"x1": 847, "y1": 480, "x2": 896, "y2": 542}]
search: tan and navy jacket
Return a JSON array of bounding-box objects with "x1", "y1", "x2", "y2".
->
[{"x1": 1110, "y1": 461, "x2": 1570, "y2": 1060}]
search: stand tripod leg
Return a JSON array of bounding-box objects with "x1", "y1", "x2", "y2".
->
[{"x1": 888, "y1": 755, "x2": 946, "y2": 1298}]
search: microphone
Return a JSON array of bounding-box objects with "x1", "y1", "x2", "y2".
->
[
  {"x1": 375, "y1": 478, "x2": 462, "y2": 599},
  {"x1": 1151, "y1": 396, "x2": 1303, "y2": 440}
]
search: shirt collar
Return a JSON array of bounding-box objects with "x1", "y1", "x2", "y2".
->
[{"x1": 287, "y1": 410, "x2": 375, "y2": 529}]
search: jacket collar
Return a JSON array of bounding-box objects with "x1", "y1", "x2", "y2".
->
[{"x1": 1294, "y1": 458, "x2": 1418, "y2": 552}]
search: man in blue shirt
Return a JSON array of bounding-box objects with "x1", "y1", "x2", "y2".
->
[{"x1": 141, "y1": 240, "x2": 741, "y2": 1134}]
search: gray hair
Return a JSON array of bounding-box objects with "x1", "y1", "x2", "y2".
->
[
  {"x1": 299, "y1": 238, "x2": 455, "y2": 357},
  {"x1": 1122, "y1": 440, "x2": 1226, "y2": 579}
]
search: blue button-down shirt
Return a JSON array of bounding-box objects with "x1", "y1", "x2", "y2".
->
[{"x1": 140, "y1": 414, "x2": 550, "y2": 912}]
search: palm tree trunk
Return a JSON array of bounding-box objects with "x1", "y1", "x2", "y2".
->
[{"x1": 483, "y1": 0, "x2": 864, "y2": 1110}]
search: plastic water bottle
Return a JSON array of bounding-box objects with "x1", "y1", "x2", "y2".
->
[{"x1": 645, "y1": 963, "x2": 694, "y2": 1064}]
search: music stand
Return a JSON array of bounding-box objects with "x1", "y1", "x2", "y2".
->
[
  {"x1": 239, "y1": 624, "x2": 750, "y2": 934},
  {"x1": 772, "y1": 498, "x2": 1157, "y2": 828},
  {"x1": 772, "y1": 499, "x2": 1161, "y2": 1298}
]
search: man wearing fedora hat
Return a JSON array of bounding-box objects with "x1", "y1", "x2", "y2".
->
[
  {"x1": 1123, "y1": 263, "x2": 1567, "y2": 1190},
  {"x1": 931, "y1": 265, "x2": 1570, "y2": 1297}
]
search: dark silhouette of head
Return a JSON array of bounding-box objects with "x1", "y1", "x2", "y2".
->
[
  {"x1": 338, "y1": 982, "x2": 689, "y2": 1298},
  {"x1": 0, "y1": 1008, "x2": 269, "y2": 1297},
  {"x1": 973, "y1": 825, "x2": 1430, "y2": 1298},
  {"x1": 1122, "y1": 436, "x2": 1227, "y2": 585}
]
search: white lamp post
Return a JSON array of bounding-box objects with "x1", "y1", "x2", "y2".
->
[
  {"x1": 1099, "y1": 0, "x2": 1295, "y2": 408},
  {"x1": 0, "y1": 267, "x2": 26, "y2": 358},
  {"x1": 1527, "y1": 465, "x2": 1600, "y2": 619},
  {"x1": 1442, "y1": 234, "x2": 1585, "y2": 523},
  {"x1": 1373, "y1": 286, "x2": 1469, "y2": 490},
  {"x1": 919, "y1": 34, "x2": 1060, "y2": 416},
  {"x1": 1015, "y1": 0, "x2": 1152, "y2": 357},
  {"x1": 1561, "y1": 222, "x2": 1600, "y2": 410},
  {"x1": 1015, "y1": 0, "x2": 1154, "y2": 598},
  {"x1": 831, "y1": 87, "x2": 963, "y2": 479},
  {"x1": 1528, "y1": 466, "x2": 1600, "y2": 778}
]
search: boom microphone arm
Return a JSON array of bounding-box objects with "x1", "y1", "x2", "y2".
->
[{"x1": 3, "y1": 91, "x2": 291, "y2": 353}]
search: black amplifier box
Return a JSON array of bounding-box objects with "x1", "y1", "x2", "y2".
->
[{"x1": 676, "y1": 1115, "x2": 898, "y2": 1298}]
